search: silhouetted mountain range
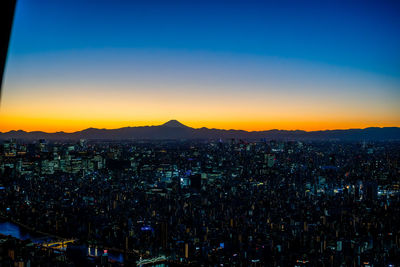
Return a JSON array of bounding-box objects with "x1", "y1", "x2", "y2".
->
[{"x1": 1, "y1": 120, "x2": 399, "y2": 141}]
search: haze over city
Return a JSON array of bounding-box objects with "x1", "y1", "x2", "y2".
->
[{"x1": 1, "y1": 0, "x2": 400, "y2": 132}]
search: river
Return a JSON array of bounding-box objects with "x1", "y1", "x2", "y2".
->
[{"x1": 0, "y1": 219, "x2": 124, "y2": 263}]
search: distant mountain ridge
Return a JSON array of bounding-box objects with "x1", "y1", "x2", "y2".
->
[{"x1": 1, "y1": 120, "x2": 399, "y2": 141}]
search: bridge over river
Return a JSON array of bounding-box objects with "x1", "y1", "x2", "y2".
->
[{"x1": 0, "y1": 219, "x2": 124, "y2": 263}]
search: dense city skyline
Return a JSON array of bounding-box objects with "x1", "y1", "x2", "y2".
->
[
  {"x1": 1, "y1": 137, "x2": 400, "y2": 265},
  {"x1": 1, "y1": 0, "x2": 400, "y2": 132}
]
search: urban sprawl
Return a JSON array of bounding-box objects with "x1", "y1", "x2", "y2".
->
[{"x1": 0, "y1": 139, "x2": 399, "y2": 266}]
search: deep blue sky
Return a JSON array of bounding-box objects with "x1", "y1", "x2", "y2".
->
[{"x1": 10, "y1": 0, "x2": 400, "y2": 76}]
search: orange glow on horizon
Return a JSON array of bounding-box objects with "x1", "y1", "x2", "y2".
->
[
  {"x1": 1, "y1": 85, "x2": 399, "y2": 132},
  {"x1": 1, "y1": 71, "x2": 399, "y2": 133},
  {"x1": 1, "y1": 114, "x2": 399, "y2": 133}
]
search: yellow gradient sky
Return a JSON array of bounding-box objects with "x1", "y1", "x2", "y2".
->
[{"x1": 1, "y1": 63, "x2": 399, "y2": 132}]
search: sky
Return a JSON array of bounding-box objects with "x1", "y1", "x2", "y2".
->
[{"x1": 1, "y1": 0, "x2": 400, "y2": 132}]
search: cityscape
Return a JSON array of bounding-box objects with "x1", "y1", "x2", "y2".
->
[
  {"x1": 1, "y1": 0, "x2": 400, "y2": 266},
  {"x1": 0, "y1": 131, "x2": 399, "y2": 266}
]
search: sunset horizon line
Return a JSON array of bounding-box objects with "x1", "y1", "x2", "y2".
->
[{"x1": 1, "y1": 119, "x2": 399, "y2": 134}]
